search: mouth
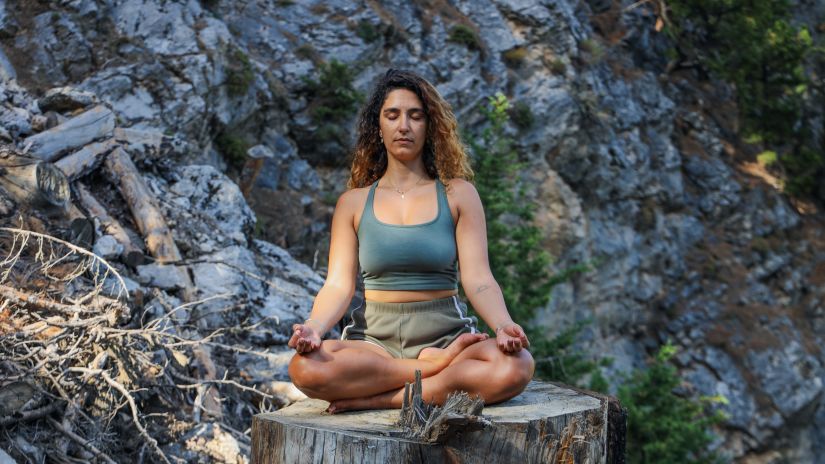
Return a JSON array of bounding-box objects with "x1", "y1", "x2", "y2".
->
[{"x1": 396, "y1": 138, "x2": 413, "y2": 143}]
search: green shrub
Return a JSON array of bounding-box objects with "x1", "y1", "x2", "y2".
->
[
  {"x1": 294, "y1": 43, "x2": 318, "y2": 62},
  {"x1": 215, "y1": 132, "x2": 249, "y2": 169},
  {"x1": 619, "y1": 342, "x2": 727, "y2": 464},
  {"x1": 355, "y1": 20, "x2": 380, "y2": 43},
  {"x1": 549, "y1": 58, "x2": 567, "y2": 75},
  {"x1": 502, "y1": 47, "x2": 528, "y2": 67},
  {"x1": 303, "y1": 60, "x2": 363, "y2": 125},
  {"x1": 579, "y1": 38, "x2": 605, "y2": 62},
  {"x1": 448, "y1": 25, "x2": 481, "y2": 50},
  {"x1": 665, "y1": 0, "x2": 824, "y2": 199},
  {"x1": 509, "y1": 100, "x2": 534, "y2": 130},
  {"x1": 468, "y1": 93, "x2": 599, "y2": 386},
  {"x1": 225, "y1": 47, "x2": 254, "y2": 97}
]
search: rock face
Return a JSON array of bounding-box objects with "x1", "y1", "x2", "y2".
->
[{"x1": 1, "y1": 0, "x2": 824, "y2": 462}]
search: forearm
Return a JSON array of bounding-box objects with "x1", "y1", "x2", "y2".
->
[
  {"x1": 305, "y1": 283, "x2": 354, "y2": 335},
  {"x1": 463, "y1": 276, "x2": 515, "y2": 330}
]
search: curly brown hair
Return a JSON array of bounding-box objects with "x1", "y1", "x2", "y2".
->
[{"x1": 348, "y1": 69, "x2": 473, "y2": 189}]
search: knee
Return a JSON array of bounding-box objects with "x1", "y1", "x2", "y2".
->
[
  {"x1": 288, "y1": 352, "x2": 327, "y2": 393},
  {"x1": 497, "y1": 349, "x2": 534, "y2": 394}
]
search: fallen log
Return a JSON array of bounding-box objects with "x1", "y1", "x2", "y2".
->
[
  {"x1": 23, "y1": 105, "x2": 115, "y2": 161},
  {"x1": 0, "y1": 146, "x2": 69, "y2": 210},
  {"x1": 55, "y1": 139, "x2": 118, "y2": 181},
  {"x1": 103, "y1": 147, "x2": 193, "y2": 300},
  {"x1": 75, "y1": 182, "x2": 144, "y2": 267},
  {"x1": 251, "y1": 381, "x2": 626, "y2": 463},
  {"x1": 103, "y1": 147, "x2": 180, "y2": 264}
]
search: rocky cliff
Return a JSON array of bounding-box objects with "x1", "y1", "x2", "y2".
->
[{"x1": 1, "y1": 0, "x2": 824, "y2": 462}]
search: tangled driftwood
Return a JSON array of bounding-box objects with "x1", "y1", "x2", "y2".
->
[
  {"x1": 0, "y1": 103, "x2": 288, "y2": 463},
  {"x1": 0, "y1": 227, "x2": 281, "y2": 463}
]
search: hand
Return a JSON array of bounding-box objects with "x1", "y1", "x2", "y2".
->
[
  {"x1": 495, "y1": 323, "x2": 529, "y2": 354},
  {"x1": 288, "y1": 323, "x2": 322, "y2": 354}
]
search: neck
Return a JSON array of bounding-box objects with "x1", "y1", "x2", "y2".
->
[{"x1": 384, "y1": 157, "x2": 428, "y2": 183}]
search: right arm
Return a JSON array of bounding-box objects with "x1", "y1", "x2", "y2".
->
[{"x1": 288, "y1": 189, "x2": 360, "y2": 353}]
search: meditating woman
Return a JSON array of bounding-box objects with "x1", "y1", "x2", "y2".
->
[{"x1": 288, "y1": 69, "x2": 534, "y2": 413}]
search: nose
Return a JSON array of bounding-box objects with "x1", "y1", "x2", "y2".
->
[{"x1": 398, "y1": 114, "x2": 411, "y2": 133}]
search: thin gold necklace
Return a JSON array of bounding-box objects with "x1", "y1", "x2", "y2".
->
[{"x1": 384, "y1": 174, "x2": 427, "y2": 199}]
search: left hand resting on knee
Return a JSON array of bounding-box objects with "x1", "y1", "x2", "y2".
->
[{"x1": 495, "y1": 323, "x2": 530, "y2": 353}]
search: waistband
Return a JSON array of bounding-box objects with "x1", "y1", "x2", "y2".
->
[{"x1": 364, "y1": 295, "x2": 462, "y2": 314}]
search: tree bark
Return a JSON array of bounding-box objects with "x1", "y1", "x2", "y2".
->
[
  {"x1": 102, "y1": 147, "x2": 193, "y2": 300},
  {"x1": 55, "y1": 139, "x2": 118, "y2": 181},
  {"x1": 23, "y1": 105, "x2": 115, "y2": 161},
  {"x1": 252, "y1": 381, "x2": 626, "y2": 464},
  {"x1": 103, "y1": 147, "x2": 180, "y2": 264}
]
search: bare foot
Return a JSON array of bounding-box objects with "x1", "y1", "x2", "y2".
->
[
  {"x1": 417, "y1": 332, "x2": 488, "y2": 372},
  {"x1": 327, "y1": 390, "x2": 396, "y2": 414}
]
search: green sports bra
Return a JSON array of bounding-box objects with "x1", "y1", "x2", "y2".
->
[{"x1": 358, "y1": 180, "x2": 458, "y2": 290}]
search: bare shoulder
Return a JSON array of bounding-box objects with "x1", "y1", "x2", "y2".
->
[
  {"x1": 445, "y1": 178, "x2": 482, "y2": 209},
  {"x1": 335, "y1": 187, "x2": 370, "y2": 211}
]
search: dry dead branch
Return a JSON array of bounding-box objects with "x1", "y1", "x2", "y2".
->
[{"x1": 0, "y1": 226, "x2": 276, "y2": 463}]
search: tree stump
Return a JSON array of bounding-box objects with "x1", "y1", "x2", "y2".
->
[{"x1": 251, "y1": 381, "x2": 625, "y2": 463}]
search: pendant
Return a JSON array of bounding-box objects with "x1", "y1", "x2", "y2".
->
[{"x1": 401, "y1": 193, "x2": 405, "y2": 199}]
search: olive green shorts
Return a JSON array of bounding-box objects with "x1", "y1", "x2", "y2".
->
[{"x1": 341, "y1": 295, "x2": 478, "y2": 359}]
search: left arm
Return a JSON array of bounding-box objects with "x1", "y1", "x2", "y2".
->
[{"x1": 451, "y1": 179, "x2": 529, "y2": 353}]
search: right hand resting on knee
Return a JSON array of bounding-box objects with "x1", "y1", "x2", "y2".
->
[{"x1": 288, "y1": 324, "x2": 322, "y2": 353}]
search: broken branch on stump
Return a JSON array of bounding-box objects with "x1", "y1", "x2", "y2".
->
[{"x1": 398, "y1": 370, "x2": 488, "y2": 443}]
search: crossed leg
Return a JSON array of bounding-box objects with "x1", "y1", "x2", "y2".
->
[
  {"x1": 288, "y1": 333, "x2": 489, "y2": 401},
  {"x1": 290, "y1": 337, "x2": 535, "y2": 413},
  {"x1": 327, "y1": 339, "x2": 534, "y2": 413}
]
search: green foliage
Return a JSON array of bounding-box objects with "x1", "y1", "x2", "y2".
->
[
  {"x1": 756, "y1": 150, "x2": 778, "y2": 167},
  {"x1": 215, "y1": 132, "x2": 249, "y2": 169},
  {"x1": 468, "y1": 93, "x2": 598, "y2": 386},
  {"x1": 469, "y1": 93, "x2": 551, "y2": 314},
  {"x1": 665, "y1": 0, "x2": 824, "y2": 198},
  {"x1": 448, "y1": 25, "x2": 481, "y2": 50},
  {"x1": 531, "y1": 319, "x2": 612, "y2": 386},
  {"x1": 618, "y1": 342, "x2": 727, "y2": 464},
  {"x1": 225, "y1": 47, "x2": 254, "y2": 97},
  {"x1": 508, "y1": 100, "x2": 534, "y2": 131},
  {"x1": 356, "y1": 20, "x2": 380, "y2": 43},
  {"x1": 303, "y1": 60, "x2": 363, "y2": 125},
  {"x1": 294, "y1": 43, "x2": 318, "y2": 62},
  {"x1": 549, "y1": 58, "x2": 567, "y2": 75},
  {"x1": 579, "y1": 38, "x2": 605, "y2": 63},
  {"x1": 502, "y1": 47, "x2": 528, "y2": 67}
]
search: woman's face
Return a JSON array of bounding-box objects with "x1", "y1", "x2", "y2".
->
[{"x1": 379, "y1": 88, "x2": 427, "y2": 162}]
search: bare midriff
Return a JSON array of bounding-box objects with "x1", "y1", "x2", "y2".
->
[{"x1": 364, "y1": 288, "x2": 458, "y2": 303}]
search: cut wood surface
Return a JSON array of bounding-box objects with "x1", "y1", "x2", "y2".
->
[
  {"x1": 23, "y1": 105, "x2": 115, "y2": 161},
  {"x1": 0, "y1": 146, "x2": 69, "y2": 209},
  {"x1": 252, "y1": 381, "x2": 626, "y2": 464}
]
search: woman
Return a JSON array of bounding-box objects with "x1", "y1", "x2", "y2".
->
[{"x1": 288, "y1": 69, "x2": 534, "y2": 413}]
